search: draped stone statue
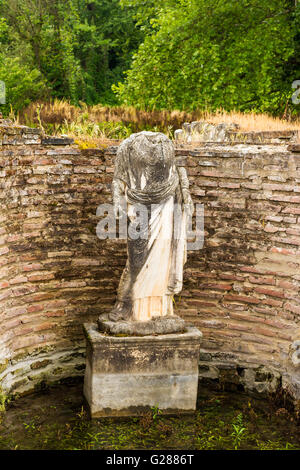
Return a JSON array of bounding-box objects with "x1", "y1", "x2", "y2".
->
[
  {"x1": 86, "y1": 131, "x2": 201, "y2": 417},
  {"x1": 98, "y1": 131, "x2": 193, "y2": 334}
]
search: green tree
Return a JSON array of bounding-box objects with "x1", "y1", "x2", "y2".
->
[
  {"x1": 73, "y1": 0, "x2": 144, "y2": 104},
  {"x1": 0, "y1": 0, "x2": 144, "y2": 110},
  {"x1": 115, "y1": 0, "x2": 299, "y2": 114},
  {"x1": 0, "y1": 0, "x2": 83, "y2": 102}
]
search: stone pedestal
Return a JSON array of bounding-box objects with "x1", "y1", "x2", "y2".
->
[{"x1": 83, "y1": 323, "x2": 202, "y2": 418}]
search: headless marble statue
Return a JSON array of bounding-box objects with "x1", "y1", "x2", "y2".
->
[{"x1": 101, "y1": 131, "x2": 193, "y2": 328}]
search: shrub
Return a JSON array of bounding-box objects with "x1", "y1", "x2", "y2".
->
[{"x1": 0, "y1": 56, "x2": 48, "y2": 115}]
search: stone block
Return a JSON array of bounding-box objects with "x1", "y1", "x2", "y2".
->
[
  {"x1": 41, "y1": 136, "x2": 74, "y2": 146},
  {"x1": 83, "y1": 322, "x2": 202, "y2": 418}
]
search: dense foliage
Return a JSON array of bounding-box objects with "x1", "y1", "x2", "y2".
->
[
  {"x1": 0, "y1": 0, "x2": 143, "y2": 112},
  {"x1": 116, "y1": 0, "x2": 300, "y2": 114},
  {"x1": 0, "y1": 0, "x2": 299, "y2": 115}
]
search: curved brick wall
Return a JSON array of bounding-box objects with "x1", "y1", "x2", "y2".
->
[
  {"x1": 0, "y1": 121, "x2": 300, "y2": 401},
  {"x1": 0, "y1": 123, "x2": 126, "y2": 394},
  {"x1": 176, "y1": 142, "x2": 300, "y2": 399}
]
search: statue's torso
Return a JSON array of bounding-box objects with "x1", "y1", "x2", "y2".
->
[{"x1": 127, "y1": 145, "x2": 177, "y2": 191}]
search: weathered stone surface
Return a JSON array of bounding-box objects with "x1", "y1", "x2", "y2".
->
[
  {"x1": 106, "y1": 131, "x2": 192, "y2": 323},
  {"x1": 290, "y1": 340, "x2": 300, "y2": 366},
  {"x1": 41, "y1": 136, "x2": 74, "y2": 146},
  {"x1": 83, "y1": 323, "x2": 202, "y2": 417},
  {"x1": 288, "y1": 143, "x2": 300, "y2": 153},
  {"x1": 98, "y1": 315, "x2": 187, "y2": 336},
  {"x1": 175, "y1": 121, "x2": 298, "y2": 144},
  {"x1": 175, "y1": 121, "x2": 239, "y2": 143}
]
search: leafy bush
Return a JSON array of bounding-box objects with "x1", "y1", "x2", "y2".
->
[
  {"x1": 0, "y1": 0, "x2": 144, "y2": 108},
  {"x1": 115, "y1": 0, "x2": 299, "y2": 115},
  {"x1": 97, "y1": 121, "x2": 133, "y2": 139},
  {"x1": 0, "y1": 56, "x2": 48, "y2": 115}
]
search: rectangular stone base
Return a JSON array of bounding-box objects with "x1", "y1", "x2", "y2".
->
[{"x1": 83, "y1": 323, "x2": 202, "y2": 418}]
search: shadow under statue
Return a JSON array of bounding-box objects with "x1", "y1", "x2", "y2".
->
[{"x1": 83, "y1": 131, "x2": 202, "y2": 418}]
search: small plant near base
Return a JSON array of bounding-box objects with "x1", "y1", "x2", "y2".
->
[
  {"x1": 23, "y1": 419, "x2": 37, "y2": 432},
  {"x1": 76, "y1": 406, "x2": 87, "y2": 420},
  {"x1": 231, "y1": 413, "x2": 247, "y2": 450},
  {"x1": 196, "y1": 429, "x2": 227, "y2": 450},
  {"x1": 151, "y1": 405, "x2": 162, "y2": 421}
]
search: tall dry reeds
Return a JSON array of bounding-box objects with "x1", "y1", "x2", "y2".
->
[
  {"x1": 19, "y1": 99, "x2": 199, "y2": 132},
  {"x1": 18, "y1": 99, "x2": 300, "y2": 141}
]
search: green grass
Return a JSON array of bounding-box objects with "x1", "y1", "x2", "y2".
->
[{"x1": 0, "y1": 382, "x2": 299, "y2": 450}]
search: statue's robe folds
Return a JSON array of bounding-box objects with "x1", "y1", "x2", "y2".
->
[{"x1": 113, "y1": 132, "x2": 188, "y2": 322}]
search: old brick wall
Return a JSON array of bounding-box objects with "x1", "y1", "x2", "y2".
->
[
  {"x1": 0, "y1": 121, "x2": 300, "y2": 400},
  {"x1": 176, "y1": 142, "x2": 300, "y2": 398}
]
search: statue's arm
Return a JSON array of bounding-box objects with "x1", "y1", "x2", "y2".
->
[
  {"x1": 112, "y1": 177, "x2": 126, "y2": 219},
  {"x1": 177, "y1": 166, "x2": 194, "y2": 216}
]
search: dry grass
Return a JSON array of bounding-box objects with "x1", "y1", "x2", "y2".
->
[
  {"x1": 18, "y1": 99, "x2": 300, "y2": 143},
  {"x1": 203, "y1": 110, "x2": 300, "y2": 132},
  {"x1": 19, "y1": 99, "x2": 195, "y2": 132}
]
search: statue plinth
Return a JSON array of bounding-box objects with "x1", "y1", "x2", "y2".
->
[{"x1": 83, "y1": 322, "x2": 202, "y2": 418}]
